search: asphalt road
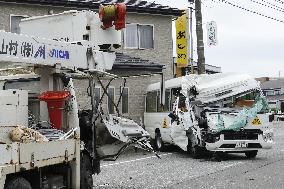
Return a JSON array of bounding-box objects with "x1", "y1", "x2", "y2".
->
[{"x1": 94, "y1": 122, "x2": 284, "y2": 189}]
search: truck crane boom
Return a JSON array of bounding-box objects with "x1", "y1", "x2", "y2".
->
[{"x1": 0, "y1": 30, "x2": 115, "y2": 72}]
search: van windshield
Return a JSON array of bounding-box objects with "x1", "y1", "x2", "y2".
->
[{"x1": 206, "y1": 89, "x2": 269, "y2": 113}]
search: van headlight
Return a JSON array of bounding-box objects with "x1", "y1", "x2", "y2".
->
[
  {"x1": 263, "y1": 131, "x2": 274, "y2": 142},
  {"x1": 214, "y1": 135, "x2": 220, "y2": 142}
]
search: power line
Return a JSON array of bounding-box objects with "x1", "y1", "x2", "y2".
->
[
  {"x1": 215, "y1": 0, "x2": 284, "y2": 24},
  {"x1": 249, "y1": 0, "x2": 284, "y2": 13},
  {"x1": 260, "y1": 0, "x2": 284, "y2": 11},
  {"x1": 273, "y1": 0, "x2": 284, "y2": 5}
]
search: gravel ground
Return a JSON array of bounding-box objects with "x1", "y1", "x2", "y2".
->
[{"x1": 93, "y1": 122, "x2": 284, "y2": 189}]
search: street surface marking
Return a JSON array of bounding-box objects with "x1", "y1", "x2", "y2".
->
[{"x1": 101, "y1": 153, "x2": 173, "y2": 167}]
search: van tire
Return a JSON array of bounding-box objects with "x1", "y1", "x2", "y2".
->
[
  {"x1": 5, "y1": 177, "x2": 32, "y2": 189},
  {"x1": 188, "y1": 139, "x2": 202, "y2": 159},
  {"x1": 245, "y1": 150, "x2": 258, "y2": 158},
  {"x1": 191, "y1": 145, "x2": 203, "y2": 159},
  {"x1": 154, "y1": 133, "x2": 164, "y2": 151}
]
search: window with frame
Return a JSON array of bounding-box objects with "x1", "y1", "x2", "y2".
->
[
  {"x1": 95, "y1": 87, "x2": 101, "y2": 110},
  {"x1": 124, "y1": 24, "x2": 154, "y2": 49},
  {"x1": 107, "y1": 87, "x2": 115, "y2": 114},
  {"x1": 10, "y1": 15, "x2": 27, "y2": 34},
  {"x1": 121, "y1": 87, "x2": 129, "y2": 114}
]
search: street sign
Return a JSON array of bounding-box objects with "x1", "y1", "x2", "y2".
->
[
  {"x1": 207, "y1": 21, "x2": 218, "y2": 46},
  {"x1": 175, "y1": 12, "x2": 188, "y2": 67}
]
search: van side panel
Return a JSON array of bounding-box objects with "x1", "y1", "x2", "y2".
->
[{"x1": 144, "y1": 112, "x2": 172, "y2": 143}]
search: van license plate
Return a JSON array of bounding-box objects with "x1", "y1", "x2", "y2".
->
[{"x1": 236, "y1": 141, "x2": 248, "y2": 148}]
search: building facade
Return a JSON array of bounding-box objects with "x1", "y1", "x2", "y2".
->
[{"x1": 259, "y1": 78, "x2": 284, "y2": 112}]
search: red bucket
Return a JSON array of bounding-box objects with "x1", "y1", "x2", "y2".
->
[{"x1": 38, "y1": 91, "x2": 70, "y2": 130}]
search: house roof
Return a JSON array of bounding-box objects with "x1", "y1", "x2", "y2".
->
[
  {"x1": 113, "y1": 52, "x2": 164, "y2": 71},
  {"x1": 260, "y1": 79, "x2": 284, "y2": 90},
  {"x1": 0, "y1": 0, "x2": 183, "y2": 16}
]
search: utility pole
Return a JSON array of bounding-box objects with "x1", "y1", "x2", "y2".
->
[
  {"x1": 189, "y1": 6, "x2": 194, "y2": 74},
  {"x1": 195, "y1": 0, "x2": 206, "y2": 74}
]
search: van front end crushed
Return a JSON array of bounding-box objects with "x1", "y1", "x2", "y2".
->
[{"x1": 205, "y1": 129, "x2": 273, "y2": 152}]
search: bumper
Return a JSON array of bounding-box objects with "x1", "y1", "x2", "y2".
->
[{"x1": 205, "y1": 134, "x2": 273, "y2": 152}]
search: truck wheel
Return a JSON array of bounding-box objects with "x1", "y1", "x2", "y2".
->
[
  {"x1": 81, "y1": 154, "x2": 93, "y2": 189},
  {"x1": 154, "y1": 133, "x2": 164, "y2": 151},
  {"x1": 5, "y1": 177, "x2": 32, "y2": 189},
  {"x1": 245, "y1": 150, "x2": 258, "y2": 158}
]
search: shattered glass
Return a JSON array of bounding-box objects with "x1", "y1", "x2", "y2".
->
[{"x1": 215, "y1": 95, "x2": 268, "y2": 132}]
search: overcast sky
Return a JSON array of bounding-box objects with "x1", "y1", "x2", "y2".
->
[{"x1": 147, "y1": 0, "x2": 284, "y2": 78}]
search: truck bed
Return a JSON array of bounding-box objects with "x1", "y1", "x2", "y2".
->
[{"x1": 0, "y1": 139, "x2": 77, "y2": 175}]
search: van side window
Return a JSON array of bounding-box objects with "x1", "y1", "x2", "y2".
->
[
  {"x1": 157, "y1": 89, "x2": 171, "y2": 112},
  {"x1": 157, "y1": 91, "x2": 161, "y2": 112},
  {"x1": 146, "y1": 91, "x2": 157, "y2": 112},
  {"x1": 146, "y1": 89, "x2": 173, "y2": 112},
  {"x1": 157, "y1": 90, "x2": 171, "y2": 112},
  {"x1": 164, "y1": 89, "x2": 171, "y2": 111}
]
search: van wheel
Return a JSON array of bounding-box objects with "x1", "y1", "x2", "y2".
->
[
  {"x1": 188, "y1": 140, "x2": 202, "y2": 159},
  {"x1": 5, "y1": 177, "x2": 32, "y2": 189},
  {"x1": 154, "y1": 133, "x2": 164, "y2": 151},
  {"x1": 245, "y1": 150, "x2": 258, "y2": 158},
  {"x1": 191, "y1": 145, "x2": 203, "y2": 159}
]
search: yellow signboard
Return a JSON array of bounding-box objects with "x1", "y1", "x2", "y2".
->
[
  {"x1": 252, "y1": 116, "x2": 261, "y2": 125},
  {"x1": 175, "y1": 12, "x2": 188, "y2": 67}
]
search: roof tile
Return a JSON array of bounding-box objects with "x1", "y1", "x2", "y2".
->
[{"x1": 0, "y1": 0, "x2": 183, "y2": 16}]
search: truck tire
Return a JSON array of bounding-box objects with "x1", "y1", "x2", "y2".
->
[
  {"x1": 5, "y1": 177, "x2": 32, "y2": 189},
  {"x1": 154, "y1": 133, "x2": 164, "y2": 151},
  {"x1": 80, "y1": 154, "x2": 93, "y2": 189},
  {"x1": 245, "y1": 150, "x2": 258, "y2": 158}
]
